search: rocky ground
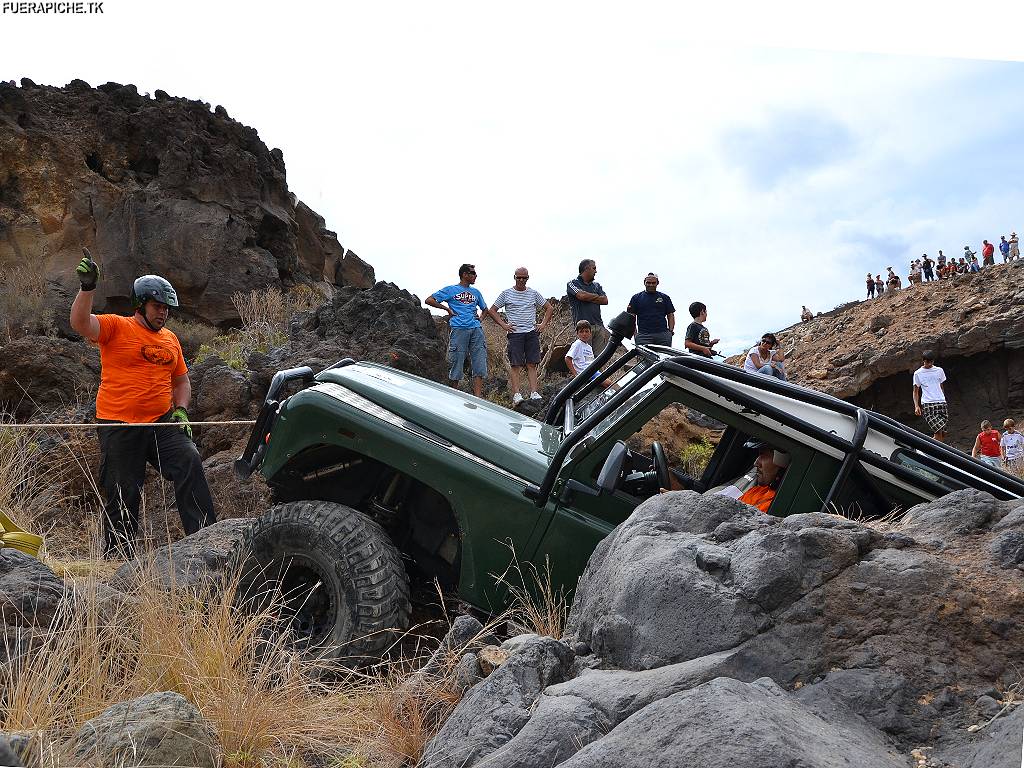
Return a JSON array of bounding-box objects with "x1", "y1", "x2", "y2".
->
[{"x1": 3, "y1": 489, "x2": 1019, "y2": 766}]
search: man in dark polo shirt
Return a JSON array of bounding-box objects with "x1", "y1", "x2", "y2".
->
[
  {"x1": 567, "y1": 259, "x2": 609, "y2": 352},
  {"x1": 627, "y1": 273, "x2": 676, "y2": 346}
]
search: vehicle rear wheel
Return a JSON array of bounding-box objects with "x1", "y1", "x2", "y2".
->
[{"x1": 229, "y1": 500, "x2": 411, "y2": 666}]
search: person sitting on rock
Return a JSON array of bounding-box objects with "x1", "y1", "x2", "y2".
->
[
  {"x1": 737, "y1": 441, "x2": 789, "y2": 513},
  {"x1": 743, "y1": 333, "x2": 787, "y2": 381},
  {"x1": 800, "y1": 306, "x2": 813, "y2": 322}
]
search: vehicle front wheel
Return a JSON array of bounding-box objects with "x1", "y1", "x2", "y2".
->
[{"x1": 229, "y1": 500, "x2": 411, "y2": 666}]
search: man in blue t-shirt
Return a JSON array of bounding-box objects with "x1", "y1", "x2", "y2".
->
[
  {"x1": 426, "y1": 263, "x2": 509, "y2": 397},
  {"x1": 626, "y1": 272, "x2": 676, "y2": 346}
]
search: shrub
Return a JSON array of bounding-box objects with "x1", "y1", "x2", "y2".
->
[
  {"x1": 681, "y1": 435, "x2": 715, "y2": 478},
  {"x1": 194, "y1": 285, "x2": 329, "y2": 371}
]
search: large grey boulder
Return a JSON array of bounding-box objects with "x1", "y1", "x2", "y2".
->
[
  {"x1": 565, "y1": 492, "x2": 875, "y2": 671},
  {"x1": 70, "y1": 691, "x2": 219, "y2": 768},
  {"x1": 473, "y1": 650, "x2": 745, "y2": 767},
  {"x1": 559, "y1": 677, "x2": 906, "y2": 768},
  {"x1": 420, "y1": 636, "x2": 574, "y2": 768},
  {"x1": 0, "y1": 550, "x2": 65, "y2": 628},
  {"x1": 111, "y1": 518, "x2": 254, "y2": 592},
  {"x1": 960, "y1": 704, "x2": 1024, "y2": 768}
]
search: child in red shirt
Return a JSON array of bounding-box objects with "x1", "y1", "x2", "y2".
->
[{"x1": 972, "y1": 420, "x2": 1002, "y2": 469}]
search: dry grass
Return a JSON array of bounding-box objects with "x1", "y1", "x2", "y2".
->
[
  {"x1": 166, "y1": 317, "x2": 220, "y2": 362},
  {"x1": 196, "y1": 285, "x2": 328, "y2": 371},
  {"x1": 0, "y1": 264, "x2": 55, "y2": 341},
  {"x1": 491, "y1": 544, "x2": 569, "y2": 640},
  {"x1": 0, "y1": 559, "x2": 484, "y2": 768}
]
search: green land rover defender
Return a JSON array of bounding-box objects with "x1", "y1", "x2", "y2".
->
[{"x1": 232, "y1": 313, "x2": 1024, "y2": 662}]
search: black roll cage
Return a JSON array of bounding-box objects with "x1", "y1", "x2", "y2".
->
[{"x1": 528, "y1": 339, "x2": 1024, "y2": 510}]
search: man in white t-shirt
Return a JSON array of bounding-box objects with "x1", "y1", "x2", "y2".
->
[
  {"x1": 491, "y1": 267, "x2": 553, "y2": 405},
  {"x1": 912, "y1": 350, "x2": 948, "y2": 442}
]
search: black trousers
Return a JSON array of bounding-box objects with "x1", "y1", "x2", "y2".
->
[{"x1": 97, "y1": 416, "x2": 216, "y2": 556}]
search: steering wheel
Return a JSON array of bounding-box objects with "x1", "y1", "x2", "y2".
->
[{"x1": 651, "y1": 441, "x2": 671, "y2": 490}]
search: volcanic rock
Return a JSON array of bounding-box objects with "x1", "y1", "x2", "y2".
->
[{"x1": 0, "y1": 80, "x2": 372, "y2": 327}]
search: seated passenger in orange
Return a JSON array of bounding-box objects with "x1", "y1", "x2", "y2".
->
[{"x1": 738, "y1": 443, "x2": 789, "y2": 513}]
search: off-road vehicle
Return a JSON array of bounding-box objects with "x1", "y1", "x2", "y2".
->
[{"x1": 233, "y1": 313, "x2": 1024, "y2": 662}]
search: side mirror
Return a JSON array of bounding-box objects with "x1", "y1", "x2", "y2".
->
[
  {"x1": 596, "y1": 441, "x2": 628, "y2": 493},
  {"x1": 607, "y1": 311, "x2": 636, "y2": 341}
]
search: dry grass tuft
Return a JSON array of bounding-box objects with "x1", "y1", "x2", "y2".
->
[
  {"x1": 492, "y1": 544, "x2": 569, "y2": 640},
  {"x1": 0, "y1": 265, "x2": 56, "y2": 341},
  {"x1": 196, "y1": 285, "x2": 329, "y2": 371},
  {"x1": 0, "y1": 559, "x2": 479, "y2": 768}
]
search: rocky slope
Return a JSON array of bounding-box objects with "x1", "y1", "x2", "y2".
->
[
  {"x1": 0, "y1": 78, "x2": 373, "y2": 326},
  {"x1": 765, "y1": 263, "x2": 1024, "y2": 447}
]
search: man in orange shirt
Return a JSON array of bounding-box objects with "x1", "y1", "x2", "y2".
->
[
  {"x1": 738, "y1": 441, "x2": 789, "y2": 513},
  {"x1": 70, "y1": 248, "x2": 216, "y2": 559}
]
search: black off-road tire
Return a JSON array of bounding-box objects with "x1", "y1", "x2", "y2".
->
[{"x1": 229, "y1": 500, "x2": 411, "y2": 666}]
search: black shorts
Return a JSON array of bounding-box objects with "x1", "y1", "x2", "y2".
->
[{"x1": 507, "y1": 330, "x2": 541, "y2": 366}]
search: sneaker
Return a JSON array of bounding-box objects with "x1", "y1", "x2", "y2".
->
[
  {"x1": 529, "y1": 391, "x2": 543, "y2": 401},
  {"x1": 512, "y1": 392, "x2": 524, "y2": 405}
]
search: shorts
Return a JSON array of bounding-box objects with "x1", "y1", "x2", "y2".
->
[
  {"x1": 448, "y1": 327, "x2": 487, "y2": 380},
  {"x1": 635, "y1": 331, "x2": 673, "y2": 346},
  {"x1": 507, "y1": 330, "x2": 541, "y2": 367},
  {"x1": 922, "y1": 402, "x2": 948, "y2": 434},
  {"x1": 979, "y1": 455, "x2": 1001, "y2": 469}
]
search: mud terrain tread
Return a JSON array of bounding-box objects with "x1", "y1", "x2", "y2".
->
[{"x1": 230, "y1": 500, "x2": 411, "y2": 664}]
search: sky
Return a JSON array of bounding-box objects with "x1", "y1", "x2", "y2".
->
[{"x1": 4, "y1": 1, "x2": 1024, "y2": 354}]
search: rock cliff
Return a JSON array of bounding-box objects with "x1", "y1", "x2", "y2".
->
[
  {"x1": 0, "y1": 78, "x2": 373, "y2": 326},
  {"x1": 742, "y1": 263, "x2": 1024, "y2": 448}
]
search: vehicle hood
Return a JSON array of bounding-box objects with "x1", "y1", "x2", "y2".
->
[{"x1": 316, "y1": 363, "x2": 561, "y2": 483}]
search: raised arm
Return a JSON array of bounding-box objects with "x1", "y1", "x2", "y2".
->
[{"x1": 70, "y1": 248, "x2": 101, "y2": 341}]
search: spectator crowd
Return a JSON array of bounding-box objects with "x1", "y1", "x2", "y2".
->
[{"x1": 862, "y1": 232, "x2": 1019, "y2": 299}]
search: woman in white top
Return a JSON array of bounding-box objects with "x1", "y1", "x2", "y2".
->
[{"x1": 743, "y1": 333, "x2": 787, "y2": 381}]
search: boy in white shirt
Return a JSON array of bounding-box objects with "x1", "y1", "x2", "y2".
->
[
  {"x1": 912, "y1": 350, "x2": 948, "y2": 442},
  {"x1": 565, "y1": 320, "x2": 595, "y2": 376},
  {"x1": 1001, "y1": 418, "x2": 1024, "y2": 470}
]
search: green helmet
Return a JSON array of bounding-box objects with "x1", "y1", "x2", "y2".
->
[{"x1": 131, "y1": 275, "x2": 178, "y2": 309}]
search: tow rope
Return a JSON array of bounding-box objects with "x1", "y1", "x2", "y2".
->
[
  {"x1": 1, "y1": 420, "x2": 257, "y2": 429},
  {"x1": 1, "y1": 419, "x2": 257, "y2": 559}
]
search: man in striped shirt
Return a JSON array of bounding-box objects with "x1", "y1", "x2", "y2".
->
[{"x1": 491, "y1": 267, "x2": 553, "y2": 405}]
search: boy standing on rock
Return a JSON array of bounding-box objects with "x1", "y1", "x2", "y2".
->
[{"x1": 913, "y1": 351, "x2": 948, "y2": 442}]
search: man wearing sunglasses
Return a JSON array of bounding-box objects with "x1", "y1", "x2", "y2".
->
[
  {"x1": 491, "y1": 267, "x2": 553, "y2": 405},
  {"x1": 426, "y1": 264, "x2": 507, "y2": 397}
]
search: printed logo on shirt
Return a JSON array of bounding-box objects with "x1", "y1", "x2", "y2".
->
[
  {"x1": 453, "y1": 291, "x2": 477, "y2": 305},
  {"x1": 141, "y1": 344, "x2": 175, "y2": 366}
]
